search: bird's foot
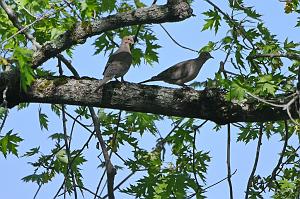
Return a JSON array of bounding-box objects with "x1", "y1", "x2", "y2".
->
[
  {"x1": 181, "y1": 84, "x2": 193, "y2": 90},
  {"x1": 121, "y1": 77, "x2": 126, "y2": 82}
]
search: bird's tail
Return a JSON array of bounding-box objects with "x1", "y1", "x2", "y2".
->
[
  {"x1": 95, "y1": 76, "x2": 112, "y2": 92},
  {"x1": 139, "y1": 76, "x2": 160, "y2": 84}
]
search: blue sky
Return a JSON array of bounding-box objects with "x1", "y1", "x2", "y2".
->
[{"x1": 1, "y1": 0, "x2": 300, "y2": 198}]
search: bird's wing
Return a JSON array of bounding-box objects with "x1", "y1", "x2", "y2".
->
[
  {"x1": 103, "y1": 51, "x2": 132, "y2": 75},
  {"x1": 155, "y1": 60, "x2": 192, "y2": 80}
]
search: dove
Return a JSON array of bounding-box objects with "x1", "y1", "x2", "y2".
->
[
  {"x1": 96, "y1": 36, "x2": 134, "y2": 90},
  {"x1": 140, "y1": 52, "x2": 213, "y2": 86}
]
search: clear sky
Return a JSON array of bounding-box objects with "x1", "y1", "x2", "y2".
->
[{"x1": 1, "y1": 0, "x2": 300, "y2": 198}]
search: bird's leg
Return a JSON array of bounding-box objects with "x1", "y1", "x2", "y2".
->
[
  {"x1": 114, "y1": 77, "x2": 120, "y2": 82},
  {"x1": 121, "y1": 76, "x2": 125, "y2": 82}
]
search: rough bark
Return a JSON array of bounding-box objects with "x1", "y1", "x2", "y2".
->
[
  {"x1": 32, "y1": 0, "x2": 193, "y2": 68},
  {"x1": 0, "y1": 71, "x2": 295, "y2": 125}
]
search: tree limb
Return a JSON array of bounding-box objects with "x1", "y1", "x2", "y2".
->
[
  {"x1": 1, "y1": 71, "x2": 298, "y2": 125},
  {"x1": 31, "y1": 0, "x2": 193, "y2": 68}
]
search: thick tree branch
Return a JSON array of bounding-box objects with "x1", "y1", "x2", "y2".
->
[
  {"x1": 1, "y1": 71, "x2": 298, "y2": 125},
  {"x1": 32, "y1": 0, "x2": 193, "y2": 68}
]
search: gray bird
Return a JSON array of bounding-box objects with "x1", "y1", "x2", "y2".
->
[
  {"x1": 96, "y1": 36, "x2": 134, "y2": 90},
  {"x1": 140, "y1": 52, "x2": 213, "y2": 86}
]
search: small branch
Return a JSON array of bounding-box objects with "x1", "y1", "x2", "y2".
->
[
  {"x1": 0, "y1": 3, "x2": 67, "y2": 47},
  {"x1": 226, "y1": 124, "x2": 234, "y2": 199},
  {"x1": 94, "y1": 168, "x2": 107, "y2": 199},
  {"x1": 260, "y1": 120, "x2": 289, "y2": 193},
  {"x1": 192, "y1": 129, "x2": 198, "y2": 191},
  {"x1": 54, "y1": 105, "x2": 126, "y2": 163},
  {"x1": 247, "y1": 53, "x2": 300, "y2": 62},
  {"x1": 0, "y1": 0, "x2": 41, "y2": 49},
  {"x1": 89, "y1": 107, "x2": 116, "y2": 199},
  {"x1": 159, "y1": 24, "x2": 199, "y2": 53},
  {"x1": 0, "y1": 86, "x2": 9, "y2": 134},
  {"x1": 102, "y1": 171, "x2": 142, "y2": 199},
  {"x1": 204, "y1": 0, "x2": 256, "y2": 49},
  {"x1": 56, "y1": 54, "x2": 80, "y2": 77},
  {"x1": 204, "y1": 169, "x2": 237, "y2": 191},
  {"x1": 188, "y1": 169, "x2": 237, "y2": 199},
  {"x1": 61, "y1": 104, "x2": 78, "y2": 199},
  {"x1": 32, "y1": 0, "x2": 193, "y2": 68},
  {"x1": 75, "y1": 186, "x2": 102, "y2": 199},
  {"x1": 133, "y1": 0, "x2": 158, "y2": 43},
  {"x1": 245, "y1": 123, "x2": 263, "y2": 199},
  {"x1": 55, "y1": 59, "x2": 116, "y2": 198}
]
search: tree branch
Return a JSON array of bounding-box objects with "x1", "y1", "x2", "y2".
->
[
  {"x1": 245, "y1": 124, "x2": 263, "y2": 199},
  {"x1": 0, "y1": 71, "x2": 298, "y2": 125},
  {"x1": 31, "y1": 0, "x2": 193, "y2": 68},
  {"x1": 247, "y1": 53, "x2": 300, "y2": 62},
  {"x1": 0, "y1": 0, "x2": 41, "y2": 49},
  {"x1": 226, "y1": 124, "x2": 234, "y2": 199}
]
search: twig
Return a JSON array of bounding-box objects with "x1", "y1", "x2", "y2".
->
[
  {"x1": 227, "y1": 124, "x2": 234, "y2": 199},
  {"x1": 56, "y1": 54, "x2": 79, "y2": 77},
  {"x1": 89, "y1": 107, "x2": 116, "y2": 199},
  {"x1": 105, "y1": 33, "x2": 119, "y2": 48},
  {"x1": 0, "y1": 0, "x2": 41, "y2": 49},
  {"x1": 54, "y1": 105, "x2": 126, "y2": 163},
  {"x1": 0, "y1": 2, "x2": 65, "y2": 47},
  {"x1": 246, "y1": 91, "x2": 300, "y2": 125},
  {"x1": 245, "y1": 123, "x2": 263, "y2": 199},
  {"x1": 260, "y1": 120, "x2": 289, "y2": 193},
  {"x1": 187, "y1": 169, "x2": 237, "y2": 199},
  {"x1": 0, "y1": 86, "x2": 9, "y2": 134},
  {"x1": 133, "y1": 0, "x2": 157, "y2": 43},
  {"x1": 55, "y1": 55, "x2": 116, "y2": 199},
  {"x1": 94, "y1": 111, "x2": 122, "y2": 197},
  {"x1": 248, "y1": 53, "x2": 300, "y2": 62},
  {"x1": 62, "y1": 105, "x2": 78, "y2": 198},
  {"x1": 204, "y1": 169, "x2": 237, "y2": 191},
  {"x1": 192, "y1": 122, "x2": 203, "y2": 194},
  {"x1": 245, "y1": 91, "x2": 287, "y2": 108},
  {"x1": 75, "y1": 185, "x2": 103, "y2": 199},
  {"x1": 102, "y1": 171, "x2": 141, "y2": 199},
  {"x1": 94, "y1": 168, "x2": 107, "y2": 199},
  {"x1": 159, "y1": 24, "x2": 199, "y2": 53},
  {"x1": 109, "y1": 110, "x2": 122, "y2": 157},
  {"x1": 204, "y1": 0, "x2": 256, "y2": 49},
  {"x1": 69, "y1": 115, "x2": 81, "y2": 149}
]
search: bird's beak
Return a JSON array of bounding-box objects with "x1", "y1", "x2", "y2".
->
[{"x1": 210, "y1": 55, "x2": 214, "y2": 59}]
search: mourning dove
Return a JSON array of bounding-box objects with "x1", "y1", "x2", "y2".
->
[
  {"x1": 96, "y1": 36, "x2": 134, "y2": 90},
  {"x1": 140, "y1": 52, "x2": 213, "y2": 86}
]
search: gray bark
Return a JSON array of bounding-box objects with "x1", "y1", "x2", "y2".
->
[{"x1": 0, "y1": 71, "x2": 294, "y2": 125}]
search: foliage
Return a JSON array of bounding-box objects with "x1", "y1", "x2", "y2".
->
[
  {"x1": 0, "y1": 130, "x2": 23, "y2": 158},
  {"x1": 0, "y1": 0, "x2": 300, "y2": 199}
]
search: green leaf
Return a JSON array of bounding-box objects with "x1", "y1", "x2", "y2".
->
[
  {"x1": 225, "y1": 80, "x2": 246, "y2": 101},
  {"x1": 134, "y1": 0, "x2": 146, "y2": 8},
  {"x1": 100, "y1": 0, "x2": 116, "y2": 12},
  {"x1": 200, "y1": 41, "x2": 216, "y2": 52},
  {"x1": 38, "y1": 107, "x2": 49, "y2": 131},
  {"x1": 22, "y1": 147, "x2": 40, "y2": 157},
  {"x1": 255, "y1": 74, "x2": 278, "y2": 95},
  {"x1": 202, "y1": 9, "x2": 221, "y2": 34},
  {"x1": 13, "y1": 47, "x2": 34, "y2": 91},
  {"x1": 0, "y1": 130, "x2": 23, "y2": 158},
  {"x1": 49, "y1": 133, "x2": 66, "y2": 141}
]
